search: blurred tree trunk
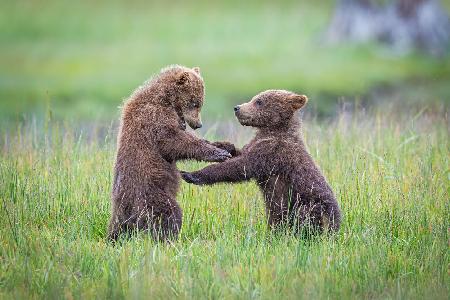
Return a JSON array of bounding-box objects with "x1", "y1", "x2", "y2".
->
[{"x1": 325, "y1": 0, "x2": 450, "y2": 56}]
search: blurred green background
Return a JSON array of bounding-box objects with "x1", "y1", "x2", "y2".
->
[{"x1": 1, "y1": 0, "x2": 449, "y2": 123}]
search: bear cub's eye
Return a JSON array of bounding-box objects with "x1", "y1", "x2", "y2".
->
[
  {"x1": 255, "y1": 99, "x2": 263, "y2": 107},
  {"x1": 190, "y1": 102, "x2": 200, "y2": 109}
]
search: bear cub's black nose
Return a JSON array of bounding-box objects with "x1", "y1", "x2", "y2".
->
[{"x1": 234, "y1": 106, "x2": 240, "y2": 112}]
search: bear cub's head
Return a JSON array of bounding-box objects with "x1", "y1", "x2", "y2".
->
[
  {"x1": 161, "y1": 65, "x2": 205, "y2": 130},
  {"x1": 234, "y1": 90, "x2": 308, "y2": 128},
  {"x1": 173, "y1": 66, "x2": 204, "y2": 129}
]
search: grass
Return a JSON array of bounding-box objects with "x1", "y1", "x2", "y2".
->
[
  {"x1": 0, "y1": 107, "x2": 448, "y2": 299},
  {"x1": 0, "y1": 1, "x2": 449, "y2": 297},
  {"x1": 1, "y1": 0, "x2": 449, "y2": 122}
]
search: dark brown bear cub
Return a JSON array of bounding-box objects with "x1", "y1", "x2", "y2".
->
[
  {"x1": 109, "y1": 65, "x2": 232, "y2": 241},
  {"x1": 182, "y1": 90, "x2": 341, "y2": 233}
]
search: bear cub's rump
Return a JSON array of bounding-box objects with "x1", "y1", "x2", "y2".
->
[
  {"x1": 182, "y1": 90, "x2": 341, "y2": 233},
  {"x1": 109, "y1": 65, "x2": 232, "y2": 241}
]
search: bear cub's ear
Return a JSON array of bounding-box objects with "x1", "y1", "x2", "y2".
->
[
  {"x1": 176, "y1": 71, "x2": 190, "y2": 85},
  {"x1": 288, "y1": 94, "x2": 308, "y2": 110},
  {"x1": 192, "y1": 67, "x2": 201, "y2": 74}
]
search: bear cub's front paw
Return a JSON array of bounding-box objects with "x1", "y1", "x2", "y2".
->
[
  {"x1": 208, "y1": 148, "x2": 231, "y2": 162},
  {"x1": 211, "y1": 141, "x2": 239, "y2": 157},
  {"x1": 180, "y1": 171, "x2": 203, "y2": 185}
]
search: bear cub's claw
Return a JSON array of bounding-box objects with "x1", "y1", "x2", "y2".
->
[
  {"x1": 180, "y1": 171, "x2": 203, "y2": 185},
  {"x1": 209, "y1": 148, "x2": 232, "y2": 162},
  {"x1": 211, "y1": 141, "x2": 239, "y2": 157}
]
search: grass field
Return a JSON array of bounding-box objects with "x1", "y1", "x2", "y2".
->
[
  {"x1": 1, "y1": 0, "x2": 449, "y2": 298},
  {"x1": 1, "y1": 108, "x2": 448, "y2": 299},
  {"x1": 1, "y1": 0, "x2": 450, "y2": 122}
]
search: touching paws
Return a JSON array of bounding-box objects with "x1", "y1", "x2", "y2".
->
[
  {"x1": 211, "y1": 141, "x2": 239, "y2": 157},
  {"x1": 208, "y1": 148, "x2": 232, "y2": 162},
  {"x1": 180, "y1": 171, "x2": 204, "y2": 185}
]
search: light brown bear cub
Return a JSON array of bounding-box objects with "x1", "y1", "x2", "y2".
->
[
  {"x1": 109, "y1": 65, "x2": 232, "y2": 241},
  {"x1": 182, "y1": 90, "x2": 341, "y2": 233}
]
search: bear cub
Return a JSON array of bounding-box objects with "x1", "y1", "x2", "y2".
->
[
  {"x1": 108, "y1": 65, "x2": 232, "y2": 241},
  {"x1": 182, "y1": 90, "x2": 341, "y2": 233}
]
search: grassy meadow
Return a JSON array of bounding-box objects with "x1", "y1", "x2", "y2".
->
[
  {"x1": 0, "y1": 108, "x2": 448, "y2": 299},
  {"x1": 1, "y1": 0, "x2": 450, "y2": 299},
  {"x1": 1, "y1": 0, "x2": 450, "y2": 123}
]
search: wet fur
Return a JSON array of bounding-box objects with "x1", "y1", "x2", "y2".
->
[
  {"x1": 108, "y1": 65, "x2": 231, "y2": 241},
  {"x1": 182, "y1": 90, "x2": 341, "y2": 233}
]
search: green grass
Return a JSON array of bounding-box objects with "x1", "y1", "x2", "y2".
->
[
  {"x1": 1, "y1": 1, "x2": 448, "y2": 298},
  {"x1": 1, "y1": 0, "x2": 449, "y2": 122},
  {"x1": 1, "y1": 108, "x2": 448, "y2": 299}
]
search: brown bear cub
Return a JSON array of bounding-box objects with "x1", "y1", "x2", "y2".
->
[
  {"x1": 182, "y1": 90, "x2": 341, "y2": 233},
  {"x1": 109, "y1": 65, "x2": 233, "y2": 241}
]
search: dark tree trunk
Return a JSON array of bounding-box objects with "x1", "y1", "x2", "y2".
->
[{"x1": 325, "y1": 0, "x2": 450, "y2": 56}]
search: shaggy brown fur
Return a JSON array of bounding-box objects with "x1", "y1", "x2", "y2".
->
[
  {"x1": 182, "y1": 90, "x2": 341, "y2": 233},
  {"x1": 108, "y1": 65, "x2": 232, "y2": 241}
]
